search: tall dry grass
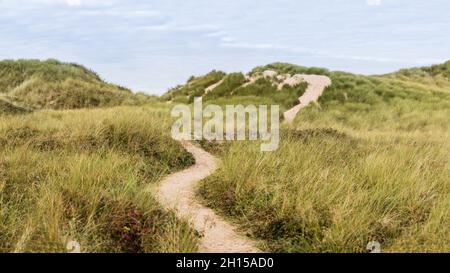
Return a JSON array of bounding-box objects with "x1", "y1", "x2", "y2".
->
[
  {"x1": 0, "y1": 104, "x2": 198, "y2": 252},
  {"x1": 197, "y1": 63, "x2": 450, "y2": 253},
  {"x1": 199, "y1": 130, "x2": 449, "y2": 252}
]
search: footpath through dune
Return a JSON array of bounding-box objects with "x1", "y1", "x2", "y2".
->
[
  {"x1": 283, "y1": 74, "x2": 332, "y2": 123},
  {"x1": 156, "y1": 141, "x2": 260, "y2": 253},
  {"x1": 155, "y1": 73, "x2": 330, "y2": 253}
]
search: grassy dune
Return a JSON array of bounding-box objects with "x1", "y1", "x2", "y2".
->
[
  {"x1": 164, "y1": 69, "x2": 308, "y2": 112},
  {"x1": 0, "y1": 104, "x2": 198, "y2": 252},
  {"x1": 163, "y1": 70, "x2": 226, "y2": 103},
  {"x1": 0, "y1": 59, "x2": 152, "y2": 110},
  {"x1": 1, "y1": 59, "x2": 449, "y2": 253},
  {"x1": 198, "y1": 63, "x2": 450, "y2": 253}
]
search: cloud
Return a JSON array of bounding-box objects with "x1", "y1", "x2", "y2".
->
[
  {"x1": 204, "y1": 31, "x2": 227, "y2": 38},
  {"x1": 77, "y1": 9, "x2": 162, "y2": 18},
  {"x1": 366, "y1": 0, "x2": 382, "y2": 6},
  {"x1": 3, "y1": 0, "x2": 114, "y2": 7},
  {"x1": 220, "y1": 40, "x2": 436, "y2": 65},
  {"x1": 140, "y1": 23, "x2": 220, "y2": 34},
  {"x1": 220, "y1": 36, "x2": 236, "y2": 43},
  {"x1": 65, "y1": 0, "x2": 81, "y2": 6}
]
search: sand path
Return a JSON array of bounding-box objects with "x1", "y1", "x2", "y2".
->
[
  {"x1": 156, "y1": 141, "x2": 260, "y2": 253},
  {"x1": 204, "y1": 79, "x2": 224, "y2": 94},
  {"x1": 156, "y1": 73, "x2": 331, "y2": 253},
  {"x1": 283, "y1": 74, "x2": 332, "y2": 123}
]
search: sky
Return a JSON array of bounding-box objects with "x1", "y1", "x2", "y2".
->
[{"x1": 0, "y1": 0, "x2": 449, "y2": 94}]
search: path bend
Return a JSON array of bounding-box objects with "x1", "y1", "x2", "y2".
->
[
  {"x1": 283, "y1": 74, "x2": 332, "y2": 123},
  {"x1": 156, "y1": 73, "x2": 331, "y2": 253},
  {"x1": 156, "y1": 141, "x2": 260, "y2": 253}
]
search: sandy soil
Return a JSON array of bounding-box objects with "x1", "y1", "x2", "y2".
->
[
  {"x1": 204, "y1": 79, "x2": 224, "y2": 94},
  {"x1": 283, "y1": 74, "x2": 332, "y2": 123},
  {"x1": 156, "y1": 141, "x2": 260, "y2": 253}
]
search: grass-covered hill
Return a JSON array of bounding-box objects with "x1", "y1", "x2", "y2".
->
[
  {"x1": 195, "y1": 61, "x2": 450, "y2": 253},
  {"x1": 250, "y1": 61, "x2": 450, "y2": 104},
  {"x1": 165, "y1": 61, "x2": 448, "y2": 110},
  {"x1": 163, "y1": 68, "x2": 308, "y2": 112},
  {"x1": 388, "y1": 60, "x2": 450, "y2": 84},
  {"x1": 256, "y1": 62, "x2": 450, "y2": 130},
  {"x1": 1, "y1": 58, "x2": 449, "y2": 253},
  {"x1": 167, "y1": 61, "x2": 450, "y2": 131},
  {"x1": 162, "y1": 70, "x2": 226, "y2": 103},
  {"x1": 0, "y1": 59, "x2": 151, "y2": 112}
]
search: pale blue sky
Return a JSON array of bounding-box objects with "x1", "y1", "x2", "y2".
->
[{"x1": 1, "y1": 0, "x2": 449, "y2": 94}]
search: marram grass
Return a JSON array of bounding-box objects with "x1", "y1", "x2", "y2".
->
[{"x1": 0, "y1": 104, "x2": 198, "y2": 253}]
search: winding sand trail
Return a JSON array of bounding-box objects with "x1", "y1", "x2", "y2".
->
[
  {"x1": 156, "y1": 141, "x2": 260, "y2": 253},
  {"x1": 204, "y1": 79, "x2": 224, "y2": 94},
  {"x1": 283, "y1": 74, "x2": 332, "y2": 123},
  {"x1": 156, "y1": 73, "x2": 330, "y2": 253}
]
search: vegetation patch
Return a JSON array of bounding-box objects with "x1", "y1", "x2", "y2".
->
[
  {"x1": 0, "y1": 59, "x2": 152, "y2": 110},
  {"x1": 198, "y1": 61, "x2": 450, "y2": 253},
  {"x1": 163, "y1": 70, "x2": 226, "y2": 103},
  {"x1": 0, "y1": 105, "x2": 198, "y2": 252},
  {"x1": 0, "y1": 97, "x2": 30, "y2": 115}
]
